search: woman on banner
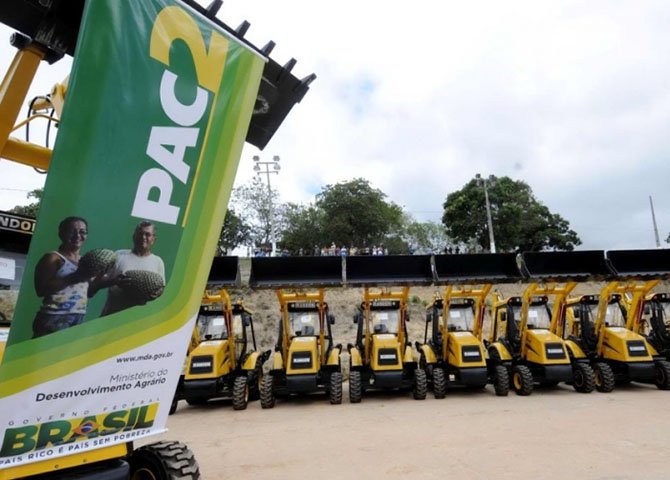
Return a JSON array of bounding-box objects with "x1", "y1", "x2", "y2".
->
[{"x1": 32, "y1": 216, "x2": 98, "y2": 338}]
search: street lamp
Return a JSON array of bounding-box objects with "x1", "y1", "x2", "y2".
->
[
  {"x1": 475, "y1": 173, "x2": 496, "y2": 254},
  {"x1": 253, "y1": 155, "x2": 281, "y2": 256}
]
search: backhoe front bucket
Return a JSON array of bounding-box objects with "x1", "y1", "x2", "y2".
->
[
  {"x1": 518, "y1": 250, "x2": 612, "y2": 281},
  {"x1": 433, "y1": 253, "x2": 522, "y2": 285},
  {"x1": 607, "y1": 249, "x2": 670, "y2": 279},
  {"x1": 249, "y1": 256, "x2": 343, "y2": 288},
  {"x1": 344, "y1": 255, "x2": 433, "y2": 286},
  {"x1": 207, "y1": 256, "x2": 241, "y2": 287}
]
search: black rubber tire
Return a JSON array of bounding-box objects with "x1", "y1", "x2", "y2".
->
[
  {"x1": 329, "y1": 372, "x2": 343, "y2": 404},
  {"x1": 168, "y1": 396, "x2": 178, "y2": 415},
  {"x1": 185, "y1": 397, "x2": 207, "y2": 406},
  {"x1": 249, "y1": 364, "x2": 262, "y2": 401},
  {"x1": 593, "y1": 362, "x2": 615, "y2": 393},
  {"x1": 130, "y1": 440, "x2": 201, "y2": 480},
  {"x1": 511, "y1": 364, "x2": 533, "y2": 396},
  {"x1": 432, "y1": 367, "x2": 447, "y2": 399},
  {"x1": 232, "y1": 375, "x2": 249, "y2": 410},
  {"x1": 493, "y1": 365, "x2": 510, "y2": 397},
  {"x1": 260, "y1": 374, "x2": 275, "y2": 409},
  {"x1": 572, "y1": 362, "x2": 595, "y2": 393},
  {"x1": 655, "y1": 360, "x2": 670, "y2": 390},
  {"x1": 349, "y1": 370, "x2": 362, "y2": 403},
  {"x1": 413, "y1": 368, "x2": 427, "y2": 400}
]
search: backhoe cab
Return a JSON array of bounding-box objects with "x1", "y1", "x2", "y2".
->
[
  {"x1": 175, "y1": 257, "x2": 269, "y2": 412},
  {"x1": 250, "y1": 256, "x2": 344, "y2": 407},
  {"x1": 486, "y1": 251, "x2": 608, "y2": 396},
  {"x1": 640, "y1": 292, "x2": 670, "y2": 362},
  {"x1": 563, "y1": 249, "x2": 670, "y2": 391},
  {"x1": 346, "y1": 255, "x2": 433, "y2": 402},
  {"x1": 417, "y1": 253, "x2": 524, "y2": 397}
]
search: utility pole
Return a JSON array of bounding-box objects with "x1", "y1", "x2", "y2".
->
[
  {"x1": 476, "y1": 173, "x2": 496, "y2": 253},
  {"x1": 650, "y1": 195, "x2": 661, "y2": 248},
  {"x1": 253, "y1": 155, "x2": 280, "y2": 256}
]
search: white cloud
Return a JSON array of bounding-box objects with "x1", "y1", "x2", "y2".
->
[{"x1": 2, "y1": 0, "x2": 670, "y2": 249}]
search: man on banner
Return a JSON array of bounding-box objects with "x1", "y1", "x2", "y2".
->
[{"x1": 97, "y1": 221, "x2": 166, "y2": 316}]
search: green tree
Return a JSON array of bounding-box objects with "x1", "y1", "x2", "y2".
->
[
  {"x1": 217, "y1": 208, "x2": 251, "y2": 255},
  {"x1": 442, "y1": 176, "x2": 581, "y2": 252},
  {"x1": 316, "y1": 178, "x2": 402, "y2": 248},
  {"x1": 230, "y1": 177, "x2": 282, "y2": 248},
  {"x1": 9, "y1": 188, "x2": 43, "y2": 217},
  {"x1": 402, "y1": 218, "x2": 451, "y2": 253},
  {"x1": 279, "y1": 203, "x2": 325, "y2": 254}
]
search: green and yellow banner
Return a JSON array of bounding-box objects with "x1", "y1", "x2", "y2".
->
[{"x1": 0, "y1": 0, "x2": 263, "y2": 467}]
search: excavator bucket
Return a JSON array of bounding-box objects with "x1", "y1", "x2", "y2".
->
[
  {"x1": 433, "y1": 253, "x2": 522, "y2": 285},
  {"x1": 345, "y1": 255, "x2": 433, "y2": 286},
  {"x1": 518, "y1": 250, "x2": 613, "y2": 281},
  {"x1": 207, "y1": 256, "x2": 241, "y2": 287},
  {"x1": 0, "y1": 0, "x2": 314, "y2": 150},
  {"x1": 249, "y1": 256, "x2": 343, "y2": 288},
  {"x1": 607, "y1": 249, "x2": 670, "y2": 279}
]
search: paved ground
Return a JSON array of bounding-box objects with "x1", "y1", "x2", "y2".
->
[{"x1": 148, "y1": 382, "x2": 670, "y2": 480}]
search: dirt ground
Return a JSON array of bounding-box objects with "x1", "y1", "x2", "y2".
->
[{"x1": 151, "y1": 382, "x2": 670, "y2": 480}]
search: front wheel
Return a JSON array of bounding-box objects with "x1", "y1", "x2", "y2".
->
[
  {"x1": 413, "y1": 368, "x2": 427, "y2": 400},
  {"x1": 349, "y1": 370, "x2": 362, "y2": 403},
  {"x1": 493, "y1": 365, "x2": 510, "y2": 397},
  {"x1": 432, "y1": 367, "x2": 447, "y2": 399},
  {"x1": 511, "y1": 365, "x2": 533, "y2": 396},
  {"x1": 260, "y1": 375, "x2": 275, "y2": 409},
  {"x1": 232, "y1": 375, "x2": 249, "y2": 410},
  {"x1": 329, "y1": 372, "x2": 343, "y2": 404},
  {"x1": 130, "y1": 441, "x2": 200, "y2": 480},
  {"x1": 655, "y1": 360, "x2": 670, "y2": 390},
  {"x1": 572, "y1": 362, "x2": 595, "y2": 393},
  {"x1": 592, "y1": 362, "x2": 615, "y2": 393}
]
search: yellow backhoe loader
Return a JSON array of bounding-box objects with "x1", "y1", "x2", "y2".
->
[
  {"x1": 173, "y1": 257, "x2": 269, "y2": 412},
  {"x1": 346, "y1": 255, "x2": 432, "y2": 402},
  {"x1": 417, "y1": 253, "x2": 523, "y2": 397},
  {"x1": 0, "y1": 0, "x2": 314, "y2": 477},
  {"x1": 249, "y1": 256, "x2": 344, "y2": 407},
  {"x1": 485, "y1": 251, "x2": 606, "y2": 395},
  {"x1": 563, "y1": 249, "x2": 670, "y2": 391}
]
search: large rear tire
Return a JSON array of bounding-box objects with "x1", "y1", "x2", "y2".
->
[
  {"x1": 349, "y1": 370, "x2": 362, "y2": 403},
  {"x1": 260, "y1": 375, "x2": 275, "y2": 409},
  {"x1": 413, "y1": 368, "x2": 427, "y2": 400},
  {"x1": 130, "y1": 441, "x2": 200, "y2": 480},
  {"x1": 655, "y1": 360, "x2": 670, "y2": 390},
  {"x1": 432, "y1": 367, "x2": 447, "y2": 399},
  {"x1": 232, "y1": 375, "x2": 249, "y2": 410},
  {"x1": 493, "y1": 365, "x2": 510, "y2": 397},
  {"x1": 593, "y1": 362, "x2": 615, "y2": 393},
  {"x1": 329, "y1": 372, "x2": 343, "y2": 404},
  {"x1": 572, "y1": 362, "x2": 595, "y2": 393},
  {"x1": 511, "y1": 364, "x2": 533, "y2": 396}
]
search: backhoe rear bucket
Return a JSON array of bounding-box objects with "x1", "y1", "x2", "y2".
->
[
  {"x1": 344, "y1": 255, "x2": 433, "y2": 286},
  {"x1": 207, "y1": 256, "x2": 241, "y2": 287},
  {"x1": 607, "y1": 249, "x2": 670, "y2": 279},
  {"x1": 518, "y1": 250, "x2": 612, "y2": 281},
  {"x1": 249, "y1": 256, "x2": 343, "y2": 288},
  {"x1": 433, "y1": 253, "x2": 522, "y2": 285}
]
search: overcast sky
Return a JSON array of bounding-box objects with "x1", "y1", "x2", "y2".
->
[{"x1": 2, "y1": 0, "x2": 670, "y2": 250}]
